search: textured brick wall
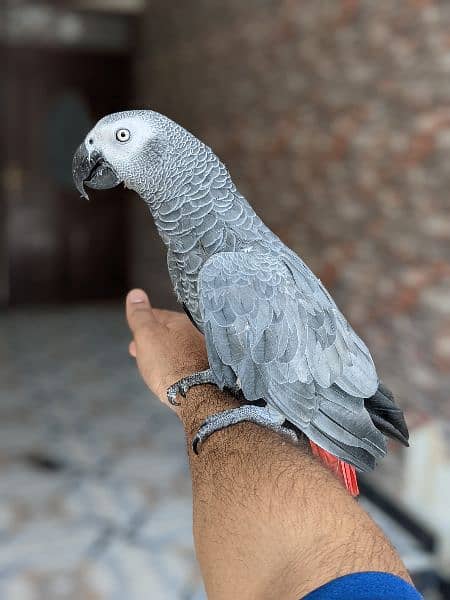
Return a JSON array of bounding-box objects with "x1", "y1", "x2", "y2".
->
[{"x1": 134, "y1": 1, "x2": 450, "y2": 418}]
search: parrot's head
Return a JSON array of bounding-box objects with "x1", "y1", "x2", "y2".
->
[{"x1": 72, "y1": 110, "x2": 192, "y2": 201}]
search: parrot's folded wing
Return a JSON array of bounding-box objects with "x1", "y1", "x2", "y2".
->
[{"x1": 198, "y1": 250, "x2": 386, "y2": 471}]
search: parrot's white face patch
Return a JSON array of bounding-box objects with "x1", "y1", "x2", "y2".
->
[{"x1": 84, "y1": 115, "x2": 158, "y2": 181}]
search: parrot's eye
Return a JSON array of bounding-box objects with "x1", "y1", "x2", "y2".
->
[{"x1": 116, "y1": 128, "x2": 131, "y2": 142}]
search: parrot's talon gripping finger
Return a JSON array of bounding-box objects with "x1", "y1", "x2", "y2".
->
[
  {"x1": 191, "y1": 405, "x2": 299, "y2": 455},
  {"x1": 166, "y1": 368, "x2": 219, "y2": 406}
]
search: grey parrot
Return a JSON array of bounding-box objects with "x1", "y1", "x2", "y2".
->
[{"x1": 73, "y1": 110, "x2": 409, "y2": 495}]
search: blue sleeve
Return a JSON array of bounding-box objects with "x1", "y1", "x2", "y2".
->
[{"x1": 302, "y1": 571, "x2": 423, "y2": 600}]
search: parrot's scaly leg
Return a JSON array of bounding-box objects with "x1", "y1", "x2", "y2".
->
[
  {"x1": 167, "y1": 369, "x2": 218, "y2": 406},
  {"x1": 192, "y1": 405, "x2": 298, "y2": 454}
]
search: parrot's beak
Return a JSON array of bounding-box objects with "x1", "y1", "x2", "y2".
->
[{"x1": 72, "y1": 144, "x2": 121, "y2": 200}]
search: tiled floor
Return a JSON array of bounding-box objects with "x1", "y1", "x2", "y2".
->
[
  {"x1": 1, "y1": 305, "x2": 204, "y2": 599},
  {"x1": 0, "y1": 305, "x2": 440, "y2": 599}
]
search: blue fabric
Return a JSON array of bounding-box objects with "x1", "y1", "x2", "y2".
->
[{"x1": 302, "y1": 571, "x2": 423, "y2": 599}]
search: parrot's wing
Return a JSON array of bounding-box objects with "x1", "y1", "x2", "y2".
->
[{"x1": 198, "y1": 250, "x2": 386, "y2": 470}]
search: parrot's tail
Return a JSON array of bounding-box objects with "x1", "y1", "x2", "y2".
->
[
  {"x1": 364, "y1": 382, "x2": 409, "y2": 447},
  {"x1": 308, "y1": 382, "x2": 409, "y2": 496},
  {"x1": 309, "y1": 441, "x2": 359, "y2": 497}
]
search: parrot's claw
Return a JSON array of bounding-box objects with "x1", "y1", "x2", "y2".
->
[
  {"x1": 167, "y1": 384, "x2": 182, "y2": 406},
  {"x1": 166, "y1": 368, "x2": 218, "y2": 406},
  {"x1": 192, "y1": 405, "x2": 299, "y2": 455},
  {"x1": 167, "y1": 379, "x2": 192, "y2": 405}
]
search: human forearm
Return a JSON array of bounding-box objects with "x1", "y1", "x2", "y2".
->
[{"x1": 179, "y1": 385, "x2": 411, "y2": 600}]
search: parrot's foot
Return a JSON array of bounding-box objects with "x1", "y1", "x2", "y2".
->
[
  {"x1": 167, "y1": 369, "x2": 218, "y2": 406},
  {"x1": 167, "y1": 369, "x2": 243, "y2": 406},
  {"x1": 192, "y1": 405, "x2": 299, "y2": 454}
]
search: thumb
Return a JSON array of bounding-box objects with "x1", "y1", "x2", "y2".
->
[{"x1": 126, "y1": 289, "x2": 158, "y2": 338}]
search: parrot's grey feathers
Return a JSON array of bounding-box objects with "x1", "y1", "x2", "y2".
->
[
  {"x1": 204, "y1": 321, "x2": 237, "y2": 389},
  {"x1": 305, "y1": 423, "x2": 377, "y2": 472},
  {"x1": 198, "y1": 251, "x2": 387, "y2": 467}
]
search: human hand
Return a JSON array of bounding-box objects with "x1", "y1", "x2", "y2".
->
[{"x1": 126, "y1": 289, "x2": 209, "y2": 408}]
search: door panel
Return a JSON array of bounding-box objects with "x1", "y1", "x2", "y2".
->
[{"x1": 4, "y1": 46, "x2": 132, "y2": 305}]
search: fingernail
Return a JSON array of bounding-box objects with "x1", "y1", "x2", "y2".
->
[{"x1": 129, "y1": 289, "x2": 147, "y2": 304}]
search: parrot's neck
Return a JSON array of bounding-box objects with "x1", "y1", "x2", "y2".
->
[
  {"x1": 140, "y1": 152, "x2": 260, "y2": 256},
  {"x1": 143, "y1": 184, "x2": 239, "y2": 251}
]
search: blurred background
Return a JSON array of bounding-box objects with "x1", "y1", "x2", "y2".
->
[{"x1": 2, "y1": 0, "x2": 450, "y2": 598}]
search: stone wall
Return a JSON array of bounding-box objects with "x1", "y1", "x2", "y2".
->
[{"x1": 134, "y1": 1, "x2": 450, "y2": 418}]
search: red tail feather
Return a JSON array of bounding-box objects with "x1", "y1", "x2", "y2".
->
[{"x1": 309, "y1": 441, "x2": 359, "y2": 497}]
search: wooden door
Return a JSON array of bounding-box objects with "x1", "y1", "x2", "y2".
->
[{"x1": 3, "y1": 45, "x2": 132, "y2": 305}]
